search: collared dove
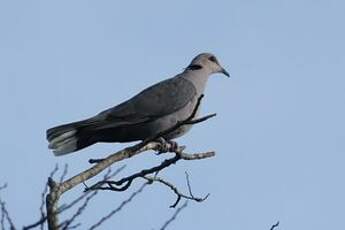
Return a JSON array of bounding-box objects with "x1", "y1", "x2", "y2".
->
[{"x1": 47, "y1": 53, "x2": 229, "y2": 156}]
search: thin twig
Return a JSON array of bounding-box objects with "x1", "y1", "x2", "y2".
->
[
  {"x1": 59, "y1": 164, "x2": 68, "y2": 183},
  {"x1": 0, "y1": 183, "x2": 8, "y2": 230},
  {"x1": 87, "y1": 153, "x2": 181, "y2": 192},
  {"x1": 0, "y1": 183, "x2": 15, "y2": 230},
  {"x1": 43, "y1": 94, "x2": 215, "y2": 229},
  {"x1": 144, "y1": 176, "x2": 209, "y2": 208},
  {"x1": 159, "y1": 201, "x2": 188, "y2": 230},
  {"x1": 270, "y1": 221, "x2": 279, "y2": 230},
  {"x1": 0, "y1": 184, "x2": 7, "y2": 191},
  {"x1": 185, "y1": 172, "x2": 193, "y2": 197},
  {"x1": 60, "y1": 191, "x2": 98, "y2": 230},
  {"x1": 42, "y1": 165, "x2": 59, "y2": 230},
  {"x1": 23, "y1": 165, "x2": 59, "y2": 230},
  {"x1": 60, "y1": 165, "x2": 125, "y2": 213},
  {"x1": 23, "y1": 217, "x2": 46, "y2": 230},
  {"x1": 87, "y1": 150, "x2": 214, "y2": 193},
  {"x1": 87, "y1": 183, "x2": 148, "y2": 230},
  {"x1": 59, "y1": 167, "x2": 125, "y2": 230},
  {"x1": 0, "y1": 199, "x2": 16, "y2": 230},
  {"x1": 24, "y1": 166, "x2": 126, "y2": 230},
  {"x1": 1, "y1": 206, "x2": 4, "y2": 230},
  {"x1": 65, "y1": 223, "x2": 81, "y2": 230},
  {"x1": 1, "y1": 200, "x2": 5, "y2": 230}
]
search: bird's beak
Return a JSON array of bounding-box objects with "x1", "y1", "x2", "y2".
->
[{"x1": 220, "y1": 67, "x2": 230, "y2": 78}]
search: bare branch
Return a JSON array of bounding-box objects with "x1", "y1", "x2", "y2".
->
[
  {"x1": 24, "y1": 166, "x2": 126, "y2": 230},
  {"x1": 270, "y1": 221, "x2": 279, "y2": 230},
  {"x1": 59, "y1": 166, "x2": 125, "y2": 230},
  {"x1": 23, "y1": 217, "x2": 46, "y2": 230},
  {"x1": 0, "y1": 199, "x2": 16, "y2": 230},
  {"x1": 42, "y1": 94, "x2": 215, "y2": 229},
  {"x1": 183, "y1": 171, "x2": 210, "y2": 205},
  {"x1": 159, "y1": 201, "x2": 188, "y2": 230},
  {"x1": 23, "y1": 165, "x2": 59, "y2": 230},
  {"x1": 65, "y1": 223, "x2": 81, "y2": 230},
  {"x1": 0, "y1": 184, "x2": 16, "y2": 230},
  {"x1": 144, "y1": 175, "x2": 209, "y2": 208},
  {"x1": 46, "y1": 178, "x2": 60, "y2": 230},
  {"x1": 1, "y1": 206, "x2": 4, "y2": 230},
  {"x1": 22, "y1": 165, "x2": 59, "y2": 230},
  {"x1": 86, "y1": 149, "x2": 181, "y2": 192},
  {"x1": 59, "y1": 164, "x2": 68, "y2": 183},
  {"x1": 49, "y1": 164, "x2": 60, "y2": 180},
  {"x1": 44, "y1": 143, "x2": 157, "y2": 230},
  {"x1": 87, "y1": 149, "x2": 214, "y2": 193},
  {"x1": 60, "y1": 191, "x2": 97, "y2": 230},
  {"x1": 87, "y1": 183, "x2": 147, "y2": 230},
  {"x1": 59, "y1": 165, "x2": 125, "y2": 214},
  {"x1": 0, "y1": 184, "x2": 7, "y2": 191},
  {"x1": 185, "y1": 172, "x2": 193, "y2": 197},
  {"x1": 179, "y1": 151, "x2": 215, "y2": 160},
  {"x1": 42, "y1": 165, "x2": 59, "y2": 230}
]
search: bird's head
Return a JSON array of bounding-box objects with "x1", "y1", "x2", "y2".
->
[{"x1": 187, "y1": 53, "x2": 230, "y2": 77}]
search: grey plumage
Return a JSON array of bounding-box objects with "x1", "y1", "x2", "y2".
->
[{"x1": 47, "y1": 53, "x2": 229, "y2": 156}]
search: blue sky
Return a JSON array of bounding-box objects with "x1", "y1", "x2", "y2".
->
[{"x1": 1, "y1": 0, "x2": 345, "y2": 229}]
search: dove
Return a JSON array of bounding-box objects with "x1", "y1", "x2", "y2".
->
[{"x1": 47, "y1": 53, "x2": 229, "y2": 156}]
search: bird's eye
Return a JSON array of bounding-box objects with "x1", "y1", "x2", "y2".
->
[{"x1": 208, "y1": 56, "x2": 217, "y2": 63}]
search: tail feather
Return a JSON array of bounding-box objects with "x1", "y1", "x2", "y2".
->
[{"x1": 46, "y1": 120, "x2": 97, "y2": 156}]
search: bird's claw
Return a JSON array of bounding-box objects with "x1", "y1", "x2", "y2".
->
[{"x1": 155, "y1": 138, "x2": 179, "y2": 154}]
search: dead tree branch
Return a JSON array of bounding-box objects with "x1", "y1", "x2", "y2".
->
[
  {"x1": 159, "y1": 201, "x2": 188, "y2": 230},
  {"x1": 0, "y1": 186, "x2": 16, "y2": 230},
  {"x1": 85, "y1": 148, "x2": 213, "y2": 208},
  {"x1": 42, "y1": 94, "x2": 215, "y2": 230},
  {"x1": 0, "y1": 184, "x2": 7, "y2": 191},
  {"x1": 59, "y1": 164, "x2": 68, "y2": 183},
  {"x1": 86, "y1": 146, "x2": 214, "y2": 194},
  {"x1": 270, "y1": 221, "x2": 279, "y2": 230},
  {"x1": 87, "y1": 183, "x2": 147, "y2": 230},
  {"x1": 59, "y1": 191, "x2": 97, "y2": 230},
  {"x1": 58, "y1": 167, "x2": 124, "y2": 230},
  {"x1": 23, "y1": 166, "x2": 125, "y2": 230},
  {"x1": 59, "y1": 166, "x2": 125, "y2": 214},
  {"x1": 144, "y1": 173, "x2": 209, "y2": 208}
]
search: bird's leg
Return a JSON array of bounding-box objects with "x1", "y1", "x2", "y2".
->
[
  {"x1": 167, "y1": 140, "x2": 179, "y2": 153},
  {"x1": 155, "y1": 137, "x2": 171, "y2": 154},
  {"x1": 154, "y1": 137, "x2": 180, "y2": 154}
]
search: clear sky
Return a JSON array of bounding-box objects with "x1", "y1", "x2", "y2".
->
[{"x1": 1, "y1": 0, "x2": 345, "y2": 229}]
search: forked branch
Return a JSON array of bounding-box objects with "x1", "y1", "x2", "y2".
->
[{"x1": 44, "y1": 94, "x2": 216, "y2": 230}]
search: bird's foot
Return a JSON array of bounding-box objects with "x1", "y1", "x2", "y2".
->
[{"x1": 155, "y1": 138, "x2": 181, "y2": 154}]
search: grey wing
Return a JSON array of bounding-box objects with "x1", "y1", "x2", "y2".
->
[{"x1": 93, "y1": 77, "x2": 197, "y2": 129}]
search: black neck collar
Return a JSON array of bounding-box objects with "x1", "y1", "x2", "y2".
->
[{"x1": 186, "y1": 64, "x2": 203, "y2": 71}]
